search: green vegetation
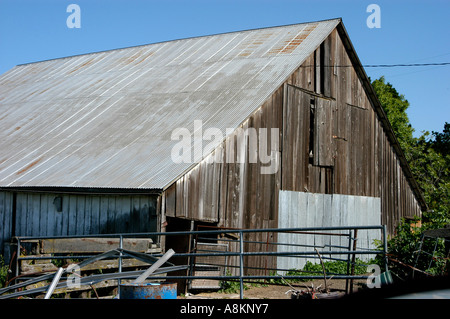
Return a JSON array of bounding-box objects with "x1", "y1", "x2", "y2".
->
[
  {"x1": 379, "y1": 217, "x2": 448, "y2": 279},
  {"x1": 218, "y1": 271, "x2": 250, "y2": 294},
  {"x1": 0, "y1": 255, "x2": 9, "y2": 288},
  {"x1": 218, "y1": 259, "x2": 371, "y2": 293},
  {"x1": 284, "y1": 259, "x2": 370, "y2": 283}
]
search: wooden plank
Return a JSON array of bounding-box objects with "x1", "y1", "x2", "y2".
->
[
  {"x1": 90, "y1": 196, "x2": 100, "y2": 235},
  {"x1": 165, "y1": 184, "x2": 176, "y2": 218},
  {"x1": 315, "y1": 47, "x2": 321, "y2": 94},
  {"x1": 15, "y1": 193, "x2": 26, "y2": 237},
  {"x1": 99, "y1": 196, "x2": 108, "y2": 234},
  {"x1": 301, "y1": 89, "x2": 311, "y2": 190},
  {"x1": 40, "y1": 237, "x2": 155, "y2": 254},
  {"x1": 175, "y1": 177, "x2": 185, "y2": 218},
  {"x1": 0, "y1": 192, "x2": 12, "y2": 257},
  {"x1": 323, "y1": 34, "x2": 332, "y2": 97},
  {"x1": 67, "y1": 195, "x2": 77, "y2": 236},
  {"x1": 315, "y1": 98, "x2": 334, "y2": 166},
  {"x1": 20, "y1": 256, "x2": 158, "y2": 276},
  {"x1": 218, "y1": 143, "x2": 228, "y2": 227},
  {"x1": 76, "y1": 195, "x2": 86, "y2": 235},
  {"x1": 52, "y1": 195, "x2": 62, "y2": 236},
  {"x1": 31, "y1": 194, "x2": 41, "y2": 236},
  {"x1": 211, "y1": 153, "x2": 221, "y2": 222},
  {"x1": 282, "y1": 85, "x2": 294, "y2": 190},
  {"x1": 118, "y1": 196, "x2": 131, "y2": 233}
]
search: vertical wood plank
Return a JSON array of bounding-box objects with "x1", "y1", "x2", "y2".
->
[{"x1": 90, "y1": 196, "x2": 100, "y2": 234}]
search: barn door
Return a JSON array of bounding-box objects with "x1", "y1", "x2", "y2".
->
[{"x1": 282, "y1": 85, "x2": 336, "y2": 193}]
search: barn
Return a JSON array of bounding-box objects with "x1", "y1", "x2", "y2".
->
[{"x1": 0, "y1": 18, "x2": 426, "y2": 269}]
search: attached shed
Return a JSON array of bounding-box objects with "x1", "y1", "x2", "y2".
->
[{"x1": 0, "y1": 19, "x2": 426, "y2": 266}]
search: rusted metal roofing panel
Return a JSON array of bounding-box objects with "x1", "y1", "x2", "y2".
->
[{"x1": 0, "y1": 19, "x2": 340, "y2": 189}]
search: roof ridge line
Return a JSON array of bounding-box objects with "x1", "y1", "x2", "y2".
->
[{"x1": 15, "y1": 18, "x2": 342, "y2": 68}]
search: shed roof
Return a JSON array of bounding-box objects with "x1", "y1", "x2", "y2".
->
[{"x1": 0, "y1": 19, "x2": 340, "y2": 189}]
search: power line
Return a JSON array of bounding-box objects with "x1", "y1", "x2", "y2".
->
[
  {"x1": 363, "y1": 62, "x2": 450, "y2": 68},
  {"x1": 301, "y1": 62, "x2": 450, "y2": 68}
]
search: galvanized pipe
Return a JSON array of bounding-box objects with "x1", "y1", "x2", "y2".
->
[
  {"x1": 118, "y1": 235, "x2": 123, "y2": 298},
  {"x1": 44, "y1": 267, "x2": 64, "y2": 299},
  {"x1": 239, "y1": 231, "x2": 244, "y2": 299}
]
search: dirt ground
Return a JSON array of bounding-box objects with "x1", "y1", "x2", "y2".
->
[{"x1": 182, "y1": 278, "x2": 367, "y2": 299}]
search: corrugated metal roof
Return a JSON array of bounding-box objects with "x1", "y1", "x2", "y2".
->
[{"x1": 0, "y1": 19, "x2": 340, "y2": 189}]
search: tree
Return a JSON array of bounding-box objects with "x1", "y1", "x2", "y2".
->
[
  {"x1": 372, "y1": 77, "x2": 449, "y2": 278},
  {"x1": 372, "y1": 76, "x2": 449, "y2": 226},
  {"x1": 432, "y1": 122, "x2": 450, "y2": 156},
  {"x1": 372, "y1": 76, "x2": 415, "y2": 158},
  {"x1": 410, "y1": 131, "x2": 449, "y2": 226}
]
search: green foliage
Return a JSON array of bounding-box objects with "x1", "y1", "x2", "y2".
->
[
  {"x1": 372, "y1": 76, "x2": 415, "y2": 154},
  {"x1": 0, "y1": 255, "x2": 9, "y2": 288},
  {"x1": 384, "y1": 217, "x2": 448, "y2": 279},
  {"x1": 283, "y1": 259, "x2": 370, "y2": 283},
  {"x1": 371, "y1": 76, "x2": 450, "y2": 279},
  {"x1": 432, "y1": 122, "x2": 450, "y2": 155},
  {"x1": 372, "y1": 76, "x2": 450, "y2": 226},
  {"x1": 303, "y1": 259, "x2": 368, "y2": 275},
  {"x1": 409, "y1": 132, "x2": 450, "y2": 226},
  {"x1": 218, "y1": 271, "x2": 249, "y2": 294}
]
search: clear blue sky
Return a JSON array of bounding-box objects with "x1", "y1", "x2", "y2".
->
[{"x1": 0, "y1": 0, "x2": 449, "y2": 136}]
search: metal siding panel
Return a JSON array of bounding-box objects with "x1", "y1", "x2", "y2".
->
[{"x1": 277, "y1": 191, "x2": 382, "y2": 270}]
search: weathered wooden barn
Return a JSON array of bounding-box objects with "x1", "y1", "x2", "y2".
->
[{"x1": 0, "y1": 19, "x2": 426, "y2": 267}]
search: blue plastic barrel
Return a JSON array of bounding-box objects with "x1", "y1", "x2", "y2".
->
[{"x1": 120, "y1": 282, "x2": 177, "y2": 299}]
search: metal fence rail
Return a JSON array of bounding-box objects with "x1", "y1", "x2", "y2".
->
[{"x1": 3, "y1": 225, "x2": 387, "y2": 299}]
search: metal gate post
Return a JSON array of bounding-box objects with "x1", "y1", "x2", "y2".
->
[
  {"x1": 15, "y1": 237, "x2": 20, "y2": 288},
  {"x1": 345, "y1": 230, "x2": 353, "y2": 294},
  {"x1": 118, "y1": 235, "x2": 123, "y2": 298},
  {"x1": 382, "y1": 225, "x2": 389, "y2": 273},
  {"x1": 239, "y1": 231, "x2": 244, "y2": 299}
]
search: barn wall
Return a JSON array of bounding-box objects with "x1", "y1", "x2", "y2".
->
[
  {"x1": 165, "y1": 28, "x2": 423, "y2": 235},
  {"x1": 163, "y1": 28, "x2": 424, "y2": 273},
  {"x1": 285, "y1": 28, "x2": 423, "y2": 234},
  {"x1": 0, "y1": 190, "x2": 159, "y2": 259},
  {"x1": 0, "y1": 191, "x2": 13, "y2": 260},
  {"x1": 165, "y1": 84, "x2": 283, "y2": 232}
]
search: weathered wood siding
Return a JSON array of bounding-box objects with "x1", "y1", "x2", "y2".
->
[
  {"x1": 164, "y1": 28, "x2": 423, "y2": 236},
  {"x1": 0, "y1": 191, "x2": 159, "y2": 258},
  {"x1": 162, "y1": 27, "x2": 423, "y2": 274},
  {"x1": 0, "y1": 191, "x2": 13, "y2": 260},
  {"x1": 285, "y1": 28, "x2": 423, "y2": 234}
]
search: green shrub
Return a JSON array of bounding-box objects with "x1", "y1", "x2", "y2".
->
[
  {"x1": 0, "y1": 255, "x2": 9, "y2": 288},
  {"x1": 283, "y1": 259, "x2": 371, "y2": 283},
  {"x1": 383, "y1": 217, "x2": 448, "y2": 279}
]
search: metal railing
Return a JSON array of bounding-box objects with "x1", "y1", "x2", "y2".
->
[{"x1": 3, "y1": 225, "x2": 387, "y2": 299}]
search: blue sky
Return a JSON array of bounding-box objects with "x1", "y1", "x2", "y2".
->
[{"x1": 0, "y1": 0, "x2": 448, "y2": 136}]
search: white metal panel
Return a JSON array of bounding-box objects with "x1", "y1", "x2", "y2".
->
[{"x1": 278, "y1": 190, "x2": 381, "y2": 271}]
